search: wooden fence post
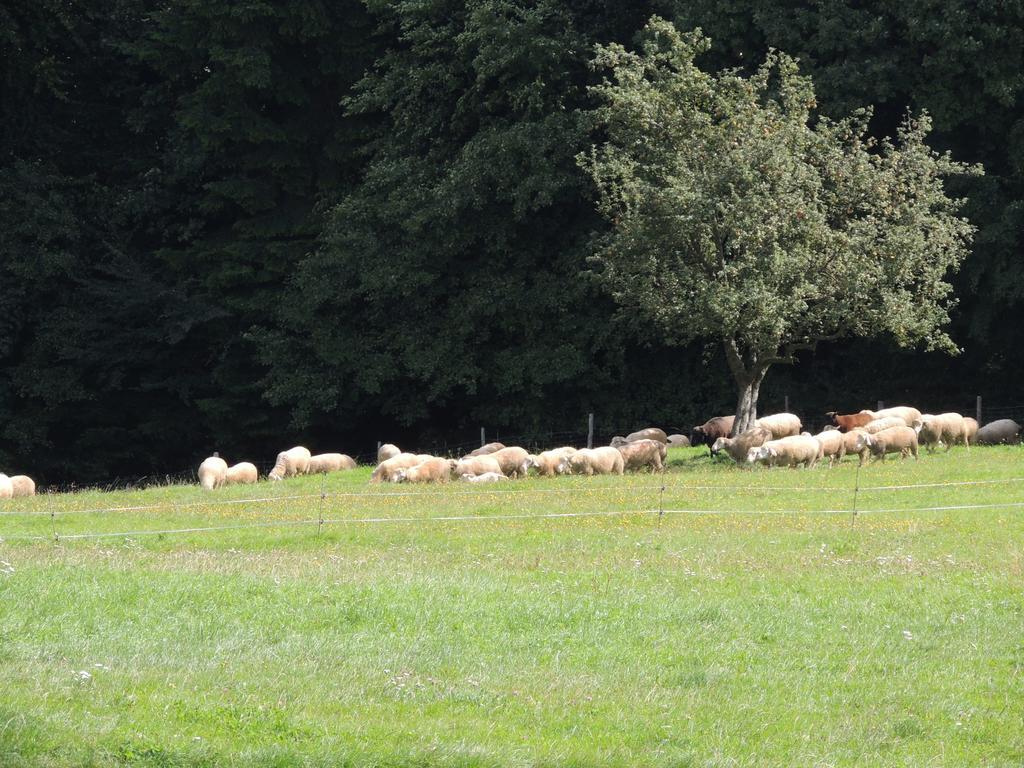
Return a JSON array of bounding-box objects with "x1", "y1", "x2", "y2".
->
[
  {"x1": 784, "y1": 395, "x2": 789, "y2": 413},
  {"x1": 976, "y1": 395, "x2": 982, "y2": 425},
  {"x1": 877, "y1": 400, "x2": 885, "y2": 411},
  {"x1": 587, "y1": 413, "x2": 594, "y2": 449},
  {"x1": 480, "y1": 427, "x2": 485, "y2": 448}
]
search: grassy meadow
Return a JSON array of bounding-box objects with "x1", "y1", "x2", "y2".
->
[{"x1": 1, "y1": 445, "x2": 1023, "y2": 766}]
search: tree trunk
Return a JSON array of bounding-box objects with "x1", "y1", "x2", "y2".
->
[
  {"x1": 723, "y1": 339, "x2": 769, "y2": 437},
  {"x1": 732, "y1": 374, "x2": 763, "y2": 436}
]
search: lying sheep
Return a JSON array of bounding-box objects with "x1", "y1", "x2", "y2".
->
[
  {"x1": 198, "y1": 455, "x2": 228, "y2": 490},
  {"x1": 488, "y1": 446, "x2": 530, "y2": 478},
  {"x1": 377, "y1": 443, "x2": 401, "y2": 463},
  {"x1": 856, "y1": 426, "x2": 919, "y2": 462},
  {"x1": 914, "y1": 413, "x2": 969, "y2": 452},
  {"x1": 10, "y1": 475, "x2": 36, "y2": 497},
  {"x1": 529, "y1": 447, "x2": 577, "y2": 477},
  {"x1": 616, "y1": 439, "x2": 667, "y2": 472},
  {"x1": 268, "y1": 446, "x2": 312, "y2": 481},
  {"x1": 746, "y1": 435, "x2": 822, "y2": 468},
  {"x1": 462, "y1": 472, "x2": 508, "y2": 484},
  {"x1": 690, "y1": 415, "x2": 735, "y2": 454},
  {"x1": 0, "y1": 474, "x2": 12, "y2": 499},
  {"x1": 710, "y1": 427, "x2": 773, "y2": 463},
  {"x1": 841, "y1": 429, "x2": 872, "y2": 466},
  {"x1": 863, "y1": 417, "x2": 907, "y2": 434},
  {"x1": 754, "y1": 412, "x2": 802, "y2": 440},
  {"x1": 455, "y1": 455, "x2": 504, "y2": 478},
  {"x1": 625, "y1": 428, "x2": 668, "y2": 444},
  {"x1": 813, "y1": 430, "x2": 846, "y2": 468},
  {"x1": 370, "y1": 453, "x2": 422, "y2": 483},
  {"x1": 224, "y1": 462, "x2": 258, "y2": 485},
  {"x1": 467, "y1": 442, "x2": 505, "y2": 457},
  {"x1": 564, "y1": 447, "x2": 624, "y2": 476},
  {"x1": 870, "y1": 406, "x2": 922, "y2": 426},
  {"x1": 309, "y1": 453, "x2": 357, "y2": 474},
  {"x1": 396, "y1": 457, "x2": 456, "y2": 484},
  {"x1": 667, "y1": 434, "x2": 690, "y2": 447},
  {"x1": 975, "y1": 419, "x2": 1022, "y2": 445}
]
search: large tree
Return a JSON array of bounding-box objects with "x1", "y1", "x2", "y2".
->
[{"x1": 580, "y1": 17, "x2": 980, "y2": 434}]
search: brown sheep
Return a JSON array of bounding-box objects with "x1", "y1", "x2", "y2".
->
[
  {"x1": 825, "y1": 411, "x2": 875, "y2": 432},
  {"x1": 690, "y1": 416, "x2": 735, "y2": 454}
]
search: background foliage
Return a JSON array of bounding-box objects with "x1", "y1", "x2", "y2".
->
[{"x1": 2, "y1": 0, "x2": 1021, "y2": 482}]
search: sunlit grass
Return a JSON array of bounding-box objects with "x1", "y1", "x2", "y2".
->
[{"x1": 1, "y1": 444, "x2": 1022, "y2": 766}]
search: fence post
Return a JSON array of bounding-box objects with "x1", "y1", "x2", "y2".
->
[
  {"x1": 480, "y1": 427, "x2": 485, "y2": 448},
  {"x1": 784, "y1": 395, "x2": 789, "y2": 413},
  {"x1": 877, "y1": 400, "x2": 885, "y2": 411},
  {"x1": 976, "y1": 395, "x2": 982, "y2": 425},
  {"x1": 587, "y1": 413, "x2": 594, "y2": 449}
]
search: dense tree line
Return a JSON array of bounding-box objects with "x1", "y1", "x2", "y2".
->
[{"x1": 2, "y1": 0, "x2": 1021, "y2": 482}]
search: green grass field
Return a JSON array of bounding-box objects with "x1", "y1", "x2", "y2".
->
[{"x1": 2, "y1": 446, "x2": 1023, "y2": 767}]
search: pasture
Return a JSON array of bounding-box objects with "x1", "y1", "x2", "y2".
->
[{"x1": 1, "y1": 446, "x2": 1023, "y2": 767}]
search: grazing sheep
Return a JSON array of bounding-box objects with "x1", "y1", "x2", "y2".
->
[
  {"x1": 0, "y1": 474, "x2": 12, "y2": 499},
  {"x1": 10, "y1": 475, "x2": 36, "y2": 497},
  {"x1": 455, "y1": 455, "x2": 505, "y2": 478},
  {"x1": 856, "y1": 426, "x2": 919, "y2": 462},
  {"x1": 198, "y1": 456, "x2": 228, "y2": 490},
  {"x1": 224, "y1": 462, "x2": 258, "y2": 485},
  {"x1": 914, "y1": 413, "x2": 970, "y2": 453},
  {"x1": 309, "y1": 453, "x2": 357, "y2": 474},
  {"x1": 746, "y1": 435, "x2": 822, "y2": 469},
  {"x1": 825, "y1": 411, "x2": 875, "y2": 432},
  {"x1": 370, "y1": 453, "x2": 422, "y2": 483},
  {"x1": 395, "y1": 457, "x2": 456, "y2": 484},
  {"x1": 870, "y1": 406, "x2": 922, "y2": 427},
  {"x1": 616, "y1": 439, "x2": 667, "y2": 472},
  {"x1": 378, "y1": 443, "x2": 401, "y2": 463},
  {"x1": 467, "y1": 442, "x2": 505, "y2": 457},
  {"x1": 667, "y1": 434, "x2": 690, "y2": 447},
  {"x1": 530, "y1": 447, "x2": 577, "y2": 477},
  {"x1": 975, "y1": 419, "x2": 1022, "y2": 445},
  {"x1": 565, "y1": 447, "x2": 624, "y2": 476},
  {"x1": 710, "y1": 427, "x2": 773, "y2": 463},
  {"x1": 964, "y1": 417, "x2": 979, "y2": 444},
  {"x1": 610, "y1": 436, "x2": 629, "y2": 447},
  {"x1": 462, "y1": 472, "x2": 508, "y2": 484},
  {"x1": 841, "y1": 429, "x2": 872, "y2": 466},
  {"x1": 690, "y1": 415, "x2": 736, "y2": 454},
  {"x1": 813, "y1": 430, "x2": 846, "y2": 468},
  {"x1": 754, "y1": 413, "x2": 802, "y2": 440},
  {"x1": 488, "y1": 447, "x2": 531, "y2": 478},
  {"x1": 863, "y1": 417, "x2": 908, "y2": 434},
  {"x1": 625, "y1": 428, "x2": 668, "y2": 444},
  {"x1": 268, "y1": 446, "x2": 312, "y2": 481}
]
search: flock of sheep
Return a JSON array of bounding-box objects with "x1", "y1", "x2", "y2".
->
[
  {"x1": 692, "y1": 407, "x2": 1022, "y2": 469},
  {"x1": 4, "y1": 406, "x2": 1017, "y2": 498},
  {"x1": 190, "y1": 407, "x2": 1022, "y2": 489}
]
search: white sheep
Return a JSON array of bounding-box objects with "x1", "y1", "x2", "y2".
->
[
  {"x1": 377, "y1": 443, "x2": 401, "y2": 463},
  {"x1": 308, "y1": 453, "x2": 357, "y2": 474},
  {"x1": 198, "y1": 455, "x2": 228, "y2": 490},
  {"x1": 224, "y1": 462, "x2": 258, "y2": 485},
  {"x1": 268, "y1": 446, "x2": 312, "y2": 481},
  {"x1": 0, "y1": 474, "x2": 12, "y2": 499}
]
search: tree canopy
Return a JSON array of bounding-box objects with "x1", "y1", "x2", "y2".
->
[{"x1": 581, "y1": 18, "x2": 979, "y2": 432}]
